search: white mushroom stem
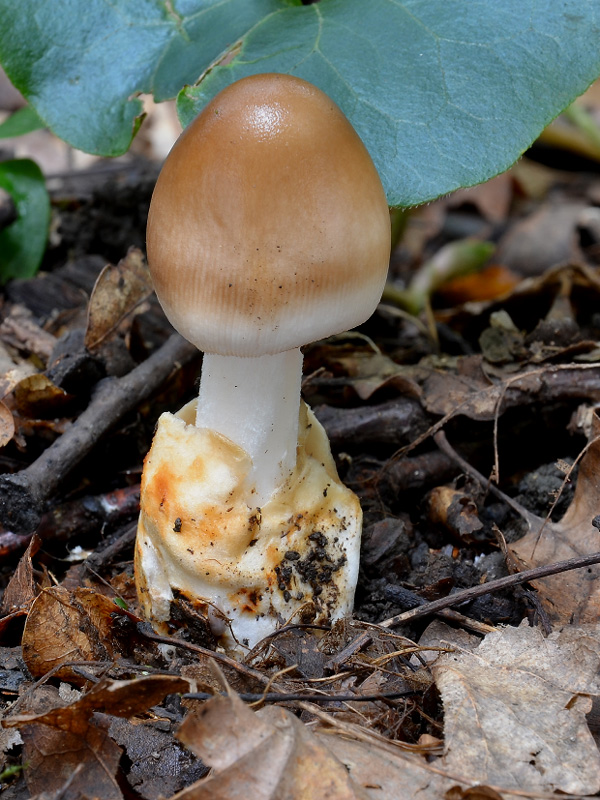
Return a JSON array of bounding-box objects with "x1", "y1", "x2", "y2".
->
[{"x1": 195, "y1": 348, "x2": 303, "y2": 505}]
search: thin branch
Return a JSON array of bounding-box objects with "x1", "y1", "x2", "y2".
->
[
  {"x1": 0, "y1": 334, "x2": 198, "y2": 533},
  {"x1": 380, "y1": 550, "x2": 600, "y2": 627}
]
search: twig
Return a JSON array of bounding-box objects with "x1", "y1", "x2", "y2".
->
[
  {"x1": 183, "y1": 689, "x2": 419, "y2": 704},
  {"x1": 327, "y1": 550, "x2": 600, "y2": 671},
  {"x1": 384, "y1": 584, "x2": 496, "y2": 635},
  {"x1": 136, "y1": 622, "x2": 274, "y2": 688},
  {"x1": 0, "y1": 334, "x2": 198, "y2": 533},
  {"x1": 380, "y1": 550, "x2": 600, "y2": 627},
  {"x1": 433, "y1": 430, "x2": 537, "y2": 525}
]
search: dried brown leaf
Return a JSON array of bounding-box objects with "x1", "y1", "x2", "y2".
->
[
  {"x1": 21, "y1": 714, "x2": 123, "y2": 800},
  {"x1": 335, "y1": 350, "x2": 421, "y2": 401},
  {"x1": 5, "y1": 674, "x2": 191, "y2": 731},
  {"x1": 174, "y1": 691, "x2": 513, "y2": 799},
  {"x1": 432, "y1": 622, "x2": 600, "y2": 794},
  {"x1": 510, "y1": 410, "x2": 600, "y2": 624},
  {"x1": 448, "y1": 172, "x2": 513, "y2": 224},
  {"x1": 21, "y1": 586, "x2": 139, "y2": 683},
  {"x1": 13, "y1": 373, "x2": 73, "y2": 418},
  {"x1": 85, "y1": 247, "x2": 153, "y2": 352},
  {"x1": 321, "y1": 733, "x2": 451, "y2": 799},
  {"x1": 0, "y1": 399, "x2": 14, "y2": 448},
  {"x1": 422, "y1": 360, "x2": 600, "y2": 423},
  {"x1": 175, "y1": 692, "x2": 371, "y2": 799},
  {"x1": 4, "y1": 675, "x2": 191, "y2": 800},
  {"x1": 0, "y1": 534, "x2": 41, "y2": 616}
]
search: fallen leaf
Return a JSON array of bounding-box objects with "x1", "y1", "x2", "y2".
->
[
  {"x1": 421, "y1": 360, "x2": 600, "y2": 422},
  {"x1": 9, "y1": 679, "x2": 186, "y2": 798},
  {"x1": 305, "y1": 342, "x2": 422, "y2": 402},
  {"x1": 0, "y1": 304, "x2": 56, "y2": 361},
  {"x1": 13, "y1": 372, "x2": 74, "y2": 418},
  {"x1": 176, "y1": 692, "x2": 371, "y2": 799},
  {"x1": 0, "y1": 681, "x2": 123, "y2": 800},
  {"x1": 432, "y1": 622, "x2": 600, "y2": 794},
  {"x1": 175, "y1": 689, "x2": 534, "y2": 800},
  {"x1": 0, "y1": 534, "x2": 42, "y2": 616},
  {"x1": 4, "y1": 674, "x2": 191, "y2": 731},
  {"x1": 85, "y1": 247, "x2": 153, "y2": 352},
  {"x1": 0, "y1": 399, "x2": 14, "y2": 447},
  {"x1": 320, "y1": 733, "x2": 451, "y2": 799},
  {"x1": 4, "y1": 675, "x2": 191, "y2": 800},
  {"x1": 447, "y1": 172, "x2": 513, "y2": 224},
  {"x1": 436, "y1": 264, "x2": 521, "y2": 305},
  {"x1": 20, "y1": 713, "x2": 123, "y2": 800},
  {"x1": 510, "y1": 409, "x2": 600, "y2": 624},
  {"x1": 21, "y1": 586, "x2": 141, "y2": 683}
]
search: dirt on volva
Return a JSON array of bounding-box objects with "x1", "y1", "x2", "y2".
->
[{"x1": 2, "y1": 129, "x2": 600, "y2": 798}]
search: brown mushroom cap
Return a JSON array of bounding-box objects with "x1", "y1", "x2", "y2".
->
[{"x1": 147, "y1": 73, "x2": 391, "y2": 357}]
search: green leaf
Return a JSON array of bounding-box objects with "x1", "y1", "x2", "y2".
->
[
  {"x1": 180, "y1": 0, "x2": 600, "y2": 206},
  {"x1": 0, "y1": 0, "x2": 293, "y2": 156},
  {"x1": 0, "y1": 160, "x2": 50, "y2": 283},
  {"x1": 0, "y1": 0, "x2": 599, "y2": 206},
  {"x1": 0, "y1": 106, "x2": 45, "y2": 139}
]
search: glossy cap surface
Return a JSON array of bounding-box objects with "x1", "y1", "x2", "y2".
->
[{"x1": 147, "y1": 73, "x2": 391, "y2": 356}]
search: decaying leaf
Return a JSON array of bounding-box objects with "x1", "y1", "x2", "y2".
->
[
  {"x1": 175, "y1": 687, "x2": 549, "y2": 800},
  {"x1": 496, "y1": 202, "x2": 585, "y2": 276},
  {"x1": 85, "y1": 246, "x2": 153, "y2": 352},
  {"x1": 421, "y1": 359, "x2": 600, "y2": 422},
  {"x1": 4, "y1": 675, "x2": 190, "y2": 800},
  {"x1": 0, "y1": 534, "x2": 41, "y2": 616},
  {"x1": 13, "y1": 372, "x2": 74, "y2": 418},
  {"x1": 20, "y1": 713, "x2": 123, "y2": 800},
  {"x1": 5, "y1": 674, "x2": 191, "y2": 731},
  {"x1": 21, "y1": 586, "x2": 140, "y2": 683},
  {"x1": 426, "y1": 485, "x2": 484, "y2": 543},
  {"x1": 0, "y1": 399, "x2": 14, "y2": 447},
  {"x1": 320, "y1": 733, "x2": 451, "y2": 799},
  {"x1": 432, "y1": 621, "x2": 600, "y2": 794},
  {"x1": 0, "y1": 303, "x2": 56, "y2": 361},
  {"x1": 510, "y1": 410, "x2": 600, "y2": 624},
  {"x1": 176, "y1": 692, "x2": 371, "y2": 799},
  {"x1": 305, "y1": 341, "x2": 421, "y2": 402}
]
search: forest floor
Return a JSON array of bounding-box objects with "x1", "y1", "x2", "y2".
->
[{"x1": 2, "y1": 95, "x2": 600, "y2": 798}]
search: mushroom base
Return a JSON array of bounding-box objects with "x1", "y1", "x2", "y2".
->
[{"x1": 134, "y1": 399, "x2": 361, "y2": 653}]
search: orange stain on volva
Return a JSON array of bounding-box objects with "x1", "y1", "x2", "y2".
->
[{"x1": 146, "y1": 461, "x2": 176, "y2": 517}]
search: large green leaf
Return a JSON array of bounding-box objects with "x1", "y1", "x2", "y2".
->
[
  {"x1": 180, "y1": 0, "x2": 600, "y2": 206},
  {"x1": 0, "y1": 0, "x2": 292, "y2": 157},
  {"x1": 0, "y1": 160, "x2": 50, "y2": 283},
  {"x1": 0, "y1": 0, "x2": 599, "y2": 206}
]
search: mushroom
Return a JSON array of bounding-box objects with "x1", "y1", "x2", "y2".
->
[{"x1": 135, "y1": 73, "x2": 391, "y2": 650}]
